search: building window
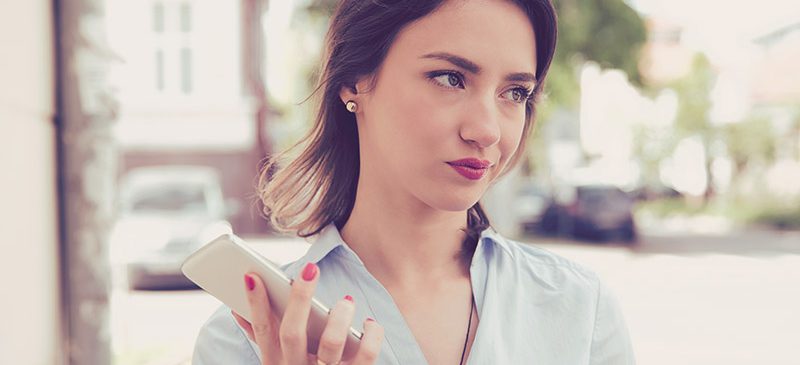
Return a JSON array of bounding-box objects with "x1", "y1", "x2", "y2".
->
[
  {"x1": 180, "y1": 3, "x2": 192, "y2": 33},
  {"x1": 155, "y1": 49, "x2": 164, "y2": 91},
  {"x1": 152, "y1": 1, "x2": 194, "y2": 94},
  {"x1": 153, "y1": 2, "x2": 164, "y2": 33},
  {"x1": 181, "y1": 48, "x2": 192, "y2": 94}
]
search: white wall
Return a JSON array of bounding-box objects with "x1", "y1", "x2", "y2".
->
[{"x1": 0, "y1": 1, "x2": 61, "y2": 364}]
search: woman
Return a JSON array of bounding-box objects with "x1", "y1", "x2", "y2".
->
[{"x1": 193, "y1": 0, "x2": 635, "y2": 364}]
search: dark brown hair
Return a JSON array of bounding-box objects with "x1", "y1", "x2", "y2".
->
[{"x1": 257, "y1": 0, "x2": 558, "y2": 265}]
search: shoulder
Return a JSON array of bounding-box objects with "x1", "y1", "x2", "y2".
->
[
  {"x1": 192, "y1": 305, "x2": 261, "y2": 365},
  {"x1": 483, "y1": 233, "x2": 606, "y2": 308},
  {"x1": 489, "y1": 236, "x2": 636, "y2": 363},
  {"x1": 492, "y1": 235, "x2": 602, "y2": 288}
]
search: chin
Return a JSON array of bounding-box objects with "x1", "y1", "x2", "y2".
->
[{"x1": 422, "y1": 190, "x2": 482, "y2": 212}]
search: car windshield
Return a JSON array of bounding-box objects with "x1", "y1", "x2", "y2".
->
[{"x1": 128, "y1": 185, "x2": 208, "y2": 213}]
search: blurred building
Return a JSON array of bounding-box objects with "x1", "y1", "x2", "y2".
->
[
  {"x1": 751, "y1": 22, "x2": 800, "y2": 198},
  {"x1": 106, "y1": 0, "x2": 272, "y2": 234},
  {"x1": 752, "y1": 22, "x2": 800, "y2": 106},
  {"x1": 752, "y1": 21, "x2": 800, "y2": 147}
]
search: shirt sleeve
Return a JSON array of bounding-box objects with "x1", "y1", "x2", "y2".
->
[
  {"x1": 589, "y1": 280, "x2": 636, "y2": 365},
  {"x1": 192, "y1": 305, "x2": 262, "y2": 365}
]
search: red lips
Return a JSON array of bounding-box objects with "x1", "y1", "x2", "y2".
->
[
  {"x1": 446, "y1": 158, "x2": 493, "y2": 180},
  {"x1": 446, "y1": 158, "x2": 492, "y2": 169}
]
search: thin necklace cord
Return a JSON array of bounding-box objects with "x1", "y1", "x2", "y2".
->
[{"x1": 459, "y1": 293, "x2": 475, "y2": 365}]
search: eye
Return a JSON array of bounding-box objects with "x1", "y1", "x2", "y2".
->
[
  {"x1": 428, "y1": 71, "x2": 465, "y2": 89},
  {"x1": 502, "y1": 87, "x2": 533, "y2": 104}
]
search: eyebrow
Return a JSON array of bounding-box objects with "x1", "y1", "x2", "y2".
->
[{"x1": 419, "y1": 51, "x2": 537, "y2": 84}]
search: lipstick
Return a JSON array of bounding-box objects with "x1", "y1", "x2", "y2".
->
[
  {"x1": 448, "y1": 164, "x2": 488, "y2": 180},
  {"x1": 446, "y1": 158, "x2": 492, "y2": 180}
]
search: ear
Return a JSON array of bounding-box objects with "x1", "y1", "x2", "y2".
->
[
  {"x1": 338, "y1": 75, "x2": 372, "y2": 105},
  {"x1": 339, "y1": 82, "x2": 358, "y2": 106}
]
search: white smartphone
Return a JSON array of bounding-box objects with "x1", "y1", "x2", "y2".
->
[{"x1": 181, "y1": 233, "x2": 363, "y2": 358}]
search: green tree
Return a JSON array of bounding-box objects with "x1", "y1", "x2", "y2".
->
[
  {"x1": 545, "y1": 0, "x2": 647, "y2": 108},
  {"x1": 671, "y1": 55, "x2": 714, "y2": 135},
  {"x1": 723, "y1": 115, "x2": 775, "y2": 177},
  {"x1": 668, "y1": 54, "x2": 717, "y2": 203},
  {"x1": 531, "y1": 0, "x2": 646, "y2": 173}
]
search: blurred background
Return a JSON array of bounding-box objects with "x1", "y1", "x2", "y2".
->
[{"x1": 2, "y1": 0, "x2": 799, "y2": 364}]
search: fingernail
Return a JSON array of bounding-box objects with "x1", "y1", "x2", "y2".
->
[
  {"x1": 302, "y1": 262, "x2": 318, "y2": 281},
  {"x1": 244, "y1": 274, "x2": 255, "y2": 291},
  {"x1": 344, "y1": 295, "x2": 353, "y2": 302},
  {"x1": 366, "y1": 317, "x2": 375, "y2": 322}
]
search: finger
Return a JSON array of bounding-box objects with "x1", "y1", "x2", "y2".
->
[
  {"x1": 231, "y1": 310, "x2": 255, "y2": 341},
  {"x1": 349, "y1": 318, "x2": 384, "y2": 365},
  {"x1": 244, "y1": 273, "x2": 281, "y2": 365},
  {"x1": 279, "y1": 262, "x2": 319, "y2": 364},
  {"x1": 316, "y1": 295, "x2": 356, "y2": 364}
]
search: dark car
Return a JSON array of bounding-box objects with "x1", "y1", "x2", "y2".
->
[
  {"x1": 513, "y1": 183, "x2": 551, "y2": 235},
  {"x1": 540, "y1": 184, "x2": 637, "y2": 243},
  {"x1": 630, "y1": 183, "x2": 682, "y2": 202}
]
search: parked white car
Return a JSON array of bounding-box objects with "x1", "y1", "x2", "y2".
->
[{"x1": 110, "y1": 165, "x2": 238, "y2": 290}]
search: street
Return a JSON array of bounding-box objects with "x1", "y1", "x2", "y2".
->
[{"x1": 111, "y1": 228, "x2": 800, "y2": 365}]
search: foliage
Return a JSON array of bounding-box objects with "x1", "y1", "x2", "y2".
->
[
  {"x1": 752, "y1": 207, "x2": 800, "y2": 230},
  {"x1": 635, "y1": 196, "x2": 800, "y2": 230},
  {"x1": 722, "y1": 115, "x2": 776, "y2": 173},
  {"x1": 530, "y1": 0, "x2": 647, "y2": 173},
  {"x1": 545, "y1": 0, "x2": 647, "y2": 109},
  {"x1": 669, "y1": 55, "x2": 715, "y2": 137}
]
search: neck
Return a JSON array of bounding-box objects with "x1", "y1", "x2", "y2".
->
[{"x1": 339, "y1": 182, "x2": 472, "y2": 291}]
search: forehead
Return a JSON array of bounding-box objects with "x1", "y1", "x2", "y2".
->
[{"x1": 388, "y1": 0, "x2": 537, "y2": 76}]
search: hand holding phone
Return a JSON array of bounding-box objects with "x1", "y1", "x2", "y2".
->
[
  {"x1": 235, "y1": 268, "x2": 385, "y2": 365},
  {"x1": 181, "y1": 233, "x2": 384, "y2": 364}
]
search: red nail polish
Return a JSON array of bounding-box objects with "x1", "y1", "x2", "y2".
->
[
  {"x1": 366, "y1": 317, "x2": 375, "y2": 322},
  {"x1": 344, "y1": 295, "x2": 353, "y2": 302},
  {"x1": 302, "y1": 262, "x2": 318, "y2": 281},
  {"x1": 244, "y1": 274, "x2": 255, "y2": 291}
]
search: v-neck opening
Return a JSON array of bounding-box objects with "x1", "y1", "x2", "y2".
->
[
  {"x1": 334, "y1": 248, "x2": 423, "y2": 363},
  {"x1": 324, "y1": 225, "x2": 498, "y2": 365},
  {"x1": 339, "y1": 251, "x2": 489, "y2": 364}
]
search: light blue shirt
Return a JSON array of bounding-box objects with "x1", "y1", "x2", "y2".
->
[{"x1": 192, "y1": 223, "x2": 636, "y2": 364}]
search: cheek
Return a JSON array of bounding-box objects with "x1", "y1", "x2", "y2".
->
[
  {"x1": 375, "y1": 76, "x2": 451, "y2": 153},
  {"x1": 499, "y1": 119, "x2": 526, "y2": 164}
]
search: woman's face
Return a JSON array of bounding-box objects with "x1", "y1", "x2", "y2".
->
[{"x1": 343, "y1": 0, "x2": 537, "y2": 213}]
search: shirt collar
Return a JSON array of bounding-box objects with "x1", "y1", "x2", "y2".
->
[
  {"x1": 300, "y1": 222, "x2": 351, "y2": 264},
  {"x1": 298, "y1": 222, "x2": 511, "y2": 267}
]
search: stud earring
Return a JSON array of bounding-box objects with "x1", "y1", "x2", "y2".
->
[{"x1": 345, "y1": 100, "x2": 358, "y2": 113}]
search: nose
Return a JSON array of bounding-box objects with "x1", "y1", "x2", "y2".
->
[{"x1": 459, "y1": 93, "x2": 501, "y2": 149}]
